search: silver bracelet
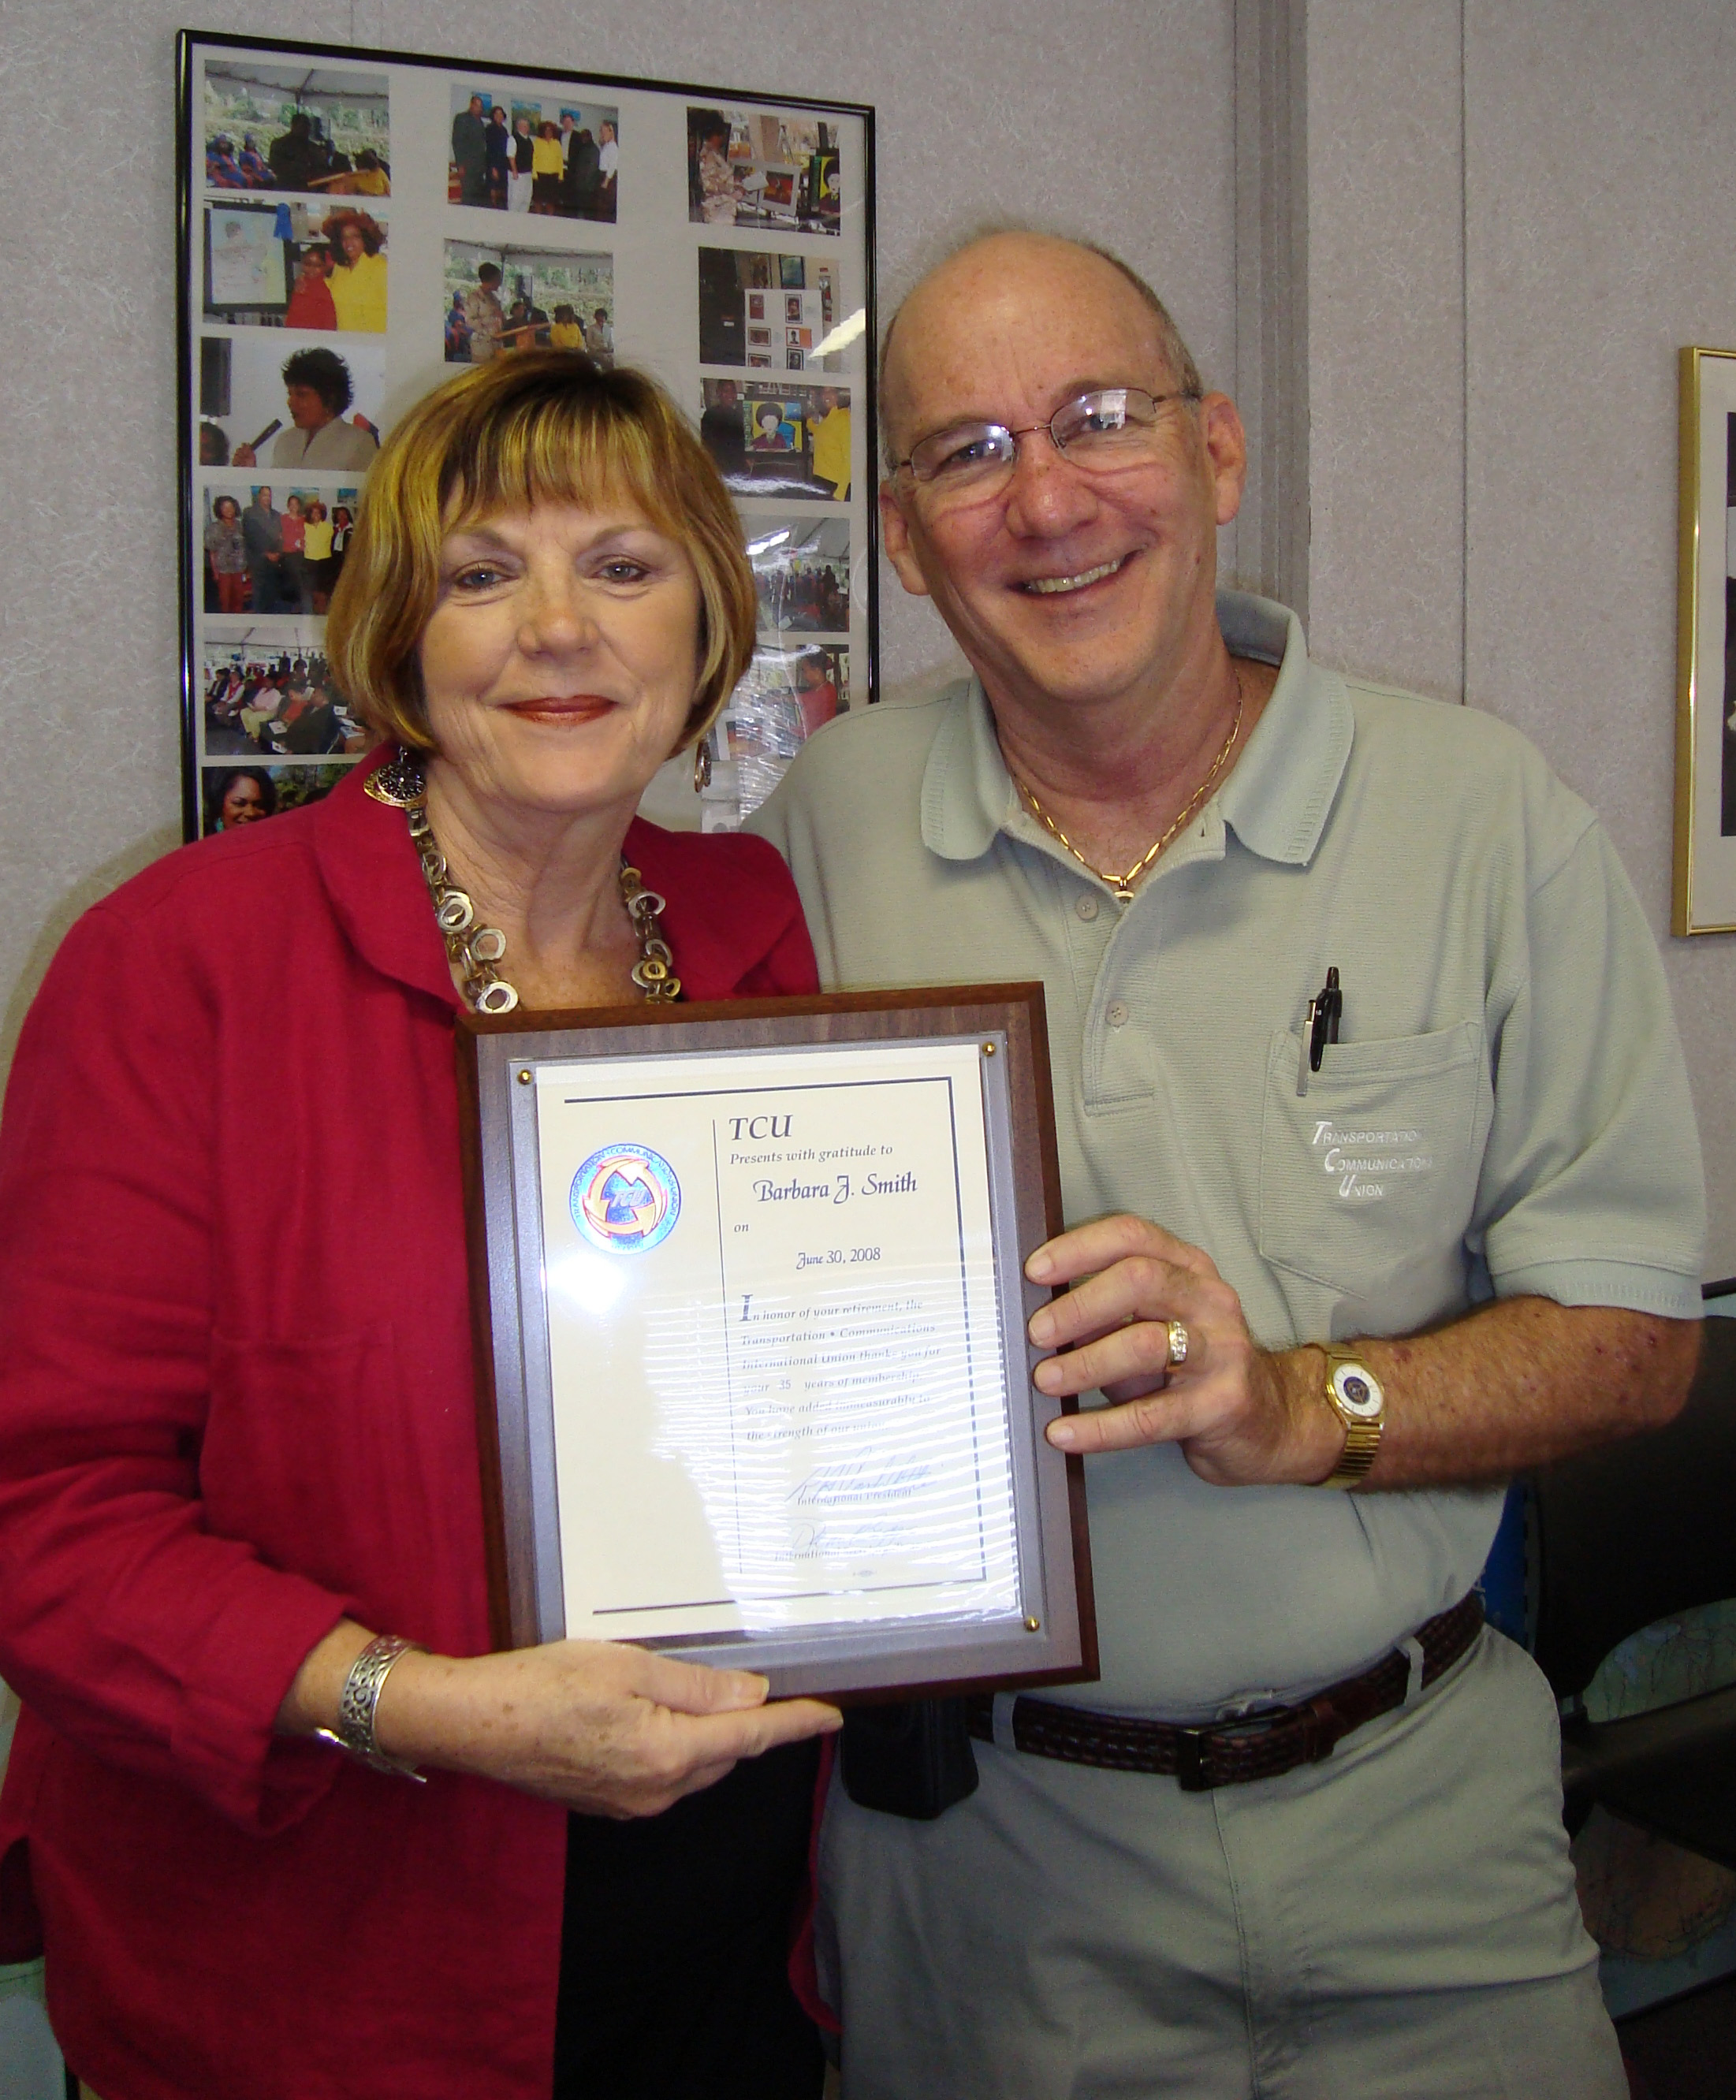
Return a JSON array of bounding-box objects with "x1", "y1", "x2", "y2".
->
[{"x1": 313, "y1": 1633, "x2": 427, "y2": 1782}]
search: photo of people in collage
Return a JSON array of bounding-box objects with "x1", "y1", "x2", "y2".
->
[
  {"x1": 444, "y1": 243, "x2": 614, "y2": 366},
  {"x1": 196, "y1": 59, "x2": 393, "y2": 830},
  {"x1": 448, "y1": 84, "x2": 619, "y2": 221},
  {"x1": 188, "y1": 41, "x2": 869, "y2": 842},
  {"x1": 686, "y1": 104, "x2": 859, "y2": 828}
]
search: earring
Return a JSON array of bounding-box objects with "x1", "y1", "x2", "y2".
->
[{"x1": 692, "y1": 738, "x2": 713, "y2": 792}]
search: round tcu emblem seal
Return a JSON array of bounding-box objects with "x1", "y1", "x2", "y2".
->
[{"x1": 570, "y1": 1144, "x2": 681, "y2": 1253}]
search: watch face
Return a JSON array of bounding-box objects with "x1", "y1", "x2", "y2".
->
[{"x1": 1331, "y1": 1362, "x2": 1384, "y2": 1420}]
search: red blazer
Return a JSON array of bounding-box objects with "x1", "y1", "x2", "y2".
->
[{"x1": 0, "y1": 754, "x2": 819, "y2": 2099}]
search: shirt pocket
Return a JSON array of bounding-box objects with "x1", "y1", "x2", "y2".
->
[{"x1": 1257, "y1": 1021, "x2": 1485, "y2": 1301}]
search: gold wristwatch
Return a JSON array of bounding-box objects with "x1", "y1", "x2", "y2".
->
[{"x1": 1321, "y1": 1344, "x2": 1384, "y2": 1488}]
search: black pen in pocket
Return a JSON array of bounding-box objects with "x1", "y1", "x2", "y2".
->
[{"x1": 1295, "y1": 966, "x2": 1342, "y2": 1097}]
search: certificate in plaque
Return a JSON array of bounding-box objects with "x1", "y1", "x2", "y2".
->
[{"x1": 457, "y1": 985, "x2": 1095, "y2": 1699}]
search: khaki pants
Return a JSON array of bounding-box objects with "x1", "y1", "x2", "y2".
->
[{"x1": 819, "y1": 1629, "x2": 1626, "y2": 2099}]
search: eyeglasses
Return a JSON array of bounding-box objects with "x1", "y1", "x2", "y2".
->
[{"x1": 892, "y1": 386, "x2": 1200, "y2": 506}]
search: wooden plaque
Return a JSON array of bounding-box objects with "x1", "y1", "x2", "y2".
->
[{"x1": 456, "y1": 984, "x2": 1096, "y2": 1701}]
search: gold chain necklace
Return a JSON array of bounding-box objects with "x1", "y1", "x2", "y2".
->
[
  {"x1": 1015, "y1": 666, "x2": 1246, "y2": 905},
  {"x1": 364, "y1": 748, "x2": 680, "y2": 1011}
]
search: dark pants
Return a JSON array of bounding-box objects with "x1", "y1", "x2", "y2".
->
[
  {"x1": 553, "y1": 1739, "x2": 825, "y2": 2098},
  {"x1": 246, "y1": 558, "x2": 281, "y2": 615}
]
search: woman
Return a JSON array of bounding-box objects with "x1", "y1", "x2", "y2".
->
[
  {"x1": 278, "y1": 491, "x2": 311, "y2": 613},
  {"x1": 337, "y1": 146, "x2": 390, "y2": 196},
  {"x1": 531, "y1": 121, "x2": 565, "y2": 212},
  {"x1": 325, "y1": 210, "x2": 388, "y2": 332},
  {"x1": 202, "y1": 765, "x2": 278, "y2": 833},
  {"x1": 548, "y1": 302, "x2": 584, "y2": 351},
  {"x1": 203, "y1": 493, "x2": 248, "y2": 615},
  {"x1": 238, "y1": 132, "x2": 271, "y2": 188},
  {"x1": 445, "y1": 288, "x2": 473, "y2": 360},
  {"x1": 204, "y1": 663, "x2": 244, "y2": 730},
  {"x1": 284, "y1": 241, "x2": 337, "y2": 330},
  {"x1": 501, "y1": 295, "x2": 531, "y2": 351},
  {"x1": 239, "y1": 670, "x2": 284, "y2": 743},
  {"x1": 302, "y1": 497, "x2": 335, "y2": 612},
  {"x1": 509, "y1": 114, "x2": 536, "y2": 211},
  {"x1": 0, "y1": 352, "x2": 838, "y2": 2099},
  {"x1": 485, "y1": 105, "x2": 512, "y2": 207}
]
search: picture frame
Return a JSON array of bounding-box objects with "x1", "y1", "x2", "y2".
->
[
  {"x1": 177, "y1": 30, "x2": 877, "y2": 845},
  {"x1": 456, "y1": 984, "x2": 1098, "y2": 1701},
  {"x1": 1673, "y1": 345, "x2": 1736, "y2": 934}
]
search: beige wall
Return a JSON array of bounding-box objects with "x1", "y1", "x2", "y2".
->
[
  {"x1": 0, "y1": 0, "x2": 1235, "y2": 1075},
  {"x1": 1306, "y1": 0, "x2": 1736, "y2": 1273},
  {"x1": 2, "y1": 0, "x2": 1726, "y2": 1264}
]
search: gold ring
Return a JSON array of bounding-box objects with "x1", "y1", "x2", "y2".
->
[{"x1": 1166, "y1": 1319, "x2": 1189, "y2": 1368}]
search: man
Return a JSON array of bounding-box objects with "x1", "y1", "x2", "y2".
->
[
  {"x1": 564, "y1": 125, "x2": 601, "y2": 218},
  {"x1": 452, "y1": 93, "x2": 488, "y2": 206},
  {"x1": 750, "y1": 230, "x2": 1706, "y2": 2097},
  {"x1": 586, "y1": 305, "x2": 614, "y2": 367},
  {"x1": 266, "y1": 110, "x2": 326, "y2": 194},
  {"x1": 239, "y1": 485, "x2": 281, "y2": 616},
  {"x1": 233, "y1": 348, "x2": 378, "y2": 472},
  {"x1": 699, "y1": 377, "x2": 747, "y2": 481},
  {"x1": 501, "y1": 293, "x2": 550, "y2": 351}
]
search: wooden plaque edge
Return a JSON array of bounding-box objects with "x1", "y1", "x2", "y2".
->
[
  {"x1": 455, "y1": 1030, "x2": 516, "y2": 1652},
  {"x1": 455, "y1": 981, "x2": 1098, "y2": 1690}
]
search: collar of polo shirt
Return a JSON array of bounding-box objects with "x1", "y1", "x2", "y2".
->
[{"x1": 918, "y1": 590, "x2": 1354, "y2": 877}]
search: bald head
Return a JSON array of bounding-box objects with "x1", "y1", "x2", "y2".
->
[{"x1": 879, "y1": 231, "x2": 1201, "y2": 470}]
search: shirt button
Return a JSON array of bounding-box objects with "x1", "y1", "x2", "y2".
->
[
  {"x1": 1075, "y1": 893, "x2": 1100, "y2": 922},
  {"x1": 1106, "y1": 1000, "x2": 1129, "y2": 1029}
]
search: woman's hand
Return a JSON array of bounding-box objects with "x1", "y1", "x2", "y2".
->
[
  {"x1": 280, "y1": 1619, "x2": 841, "y2": 1818},
  {"x1": 231, "y1": 443, "x2": 258, "y2": 467}
]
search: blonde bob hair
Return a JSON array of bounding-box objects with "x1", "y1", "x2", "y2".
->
[{"x1": 326, "y1": 352, "x2": 756, "y2": 753}]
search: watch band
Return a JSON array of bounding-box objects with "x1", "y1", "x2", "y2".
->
[
  {"x1": 1324, "y1": 1414, "x2": 1382, "y2": 1488},
  {"x1": 1321, "y1": 1345, "x2": 1384, "y2": 1489},
  {"x1": 313, "y1": 1633, "x2": 427, "y2": 1782}
]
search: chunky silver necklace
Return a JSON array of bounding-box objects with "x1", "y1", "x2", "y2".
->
[{"x1": 364, "y1": 747, "x2": 680, "y2": 1012}]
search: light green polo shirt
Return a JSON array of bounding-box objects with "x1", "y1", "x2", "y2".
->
[{"x1": 750, "y1": 591, "x2": 1705, "y2": 1717}]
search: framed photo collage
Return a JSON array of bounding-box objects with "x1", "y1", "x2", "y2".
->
[{"x1": 177, "y1": 30, "x2": 876, "y2": 843}]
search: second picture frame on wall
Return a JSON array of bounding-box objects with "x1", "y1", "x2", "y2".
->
[{"x1": 179, "y1": 31, "x2": 875, "y2": 846}]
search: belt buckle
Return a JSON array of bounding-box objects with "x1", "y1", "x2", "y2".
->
[{"x1": 1174, "y1": 1726, "x2": 1212, "y2": 1793}]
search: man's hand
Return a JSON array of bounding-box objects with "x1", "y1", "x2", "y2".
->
[
  {"x1": 1027, "y1": 1215, "x2": 1339, "y2": 1483},
  {"x1": 232, "y1": 443, "x2": 258, "y2": 467},
  {"x1": 1026, "y1": 1213, "x2": 1701, "y2": 1490}
]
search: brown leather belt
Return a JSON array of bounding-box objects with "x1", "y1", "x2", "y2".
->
[{"x1": 967, "y1": 1592, "x2": 1484, "y2": 1792}]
